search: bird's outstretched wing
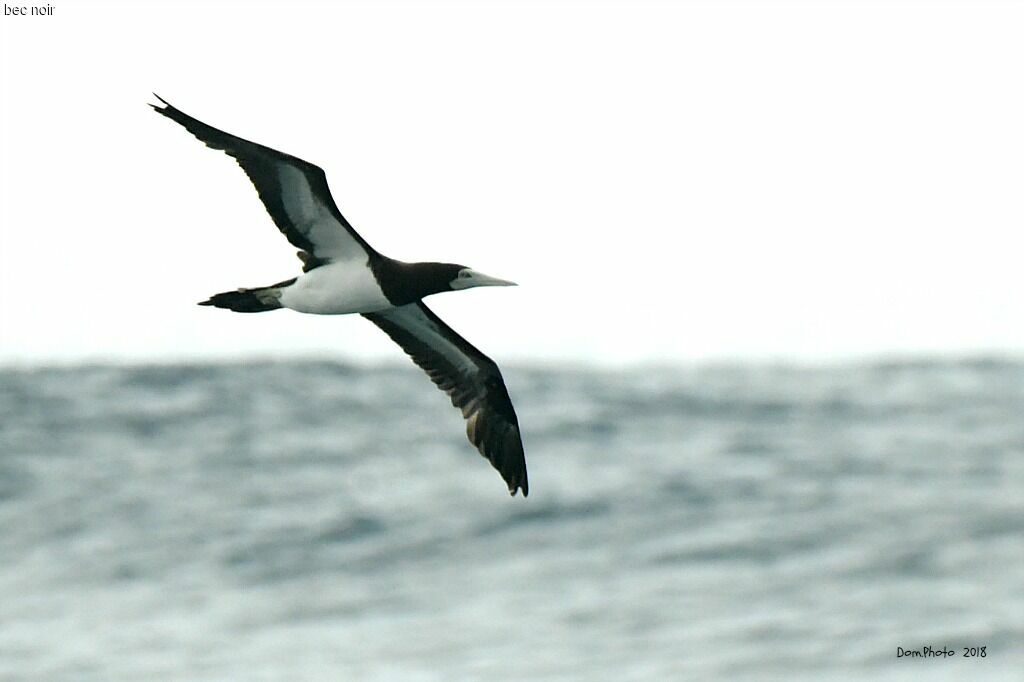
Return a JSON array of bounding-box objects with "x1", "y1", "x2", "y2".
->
[
  {"x1": 151, "y1": 95, "x2": 375, "y2": 270},
  {"x1": 363, "y1": 302, "x2": 528, "y2": 496}
]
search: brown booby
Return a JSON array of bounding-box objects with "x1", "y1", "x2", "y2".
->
[{"x1": 152, "y1": 96, "x2": 528, "y2": 497}]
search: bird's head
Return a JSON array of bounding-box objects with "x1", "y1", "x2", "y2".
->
[
  {"x1": 448, "y1": 265, "x2": 518, "y2": 291},
  {"x1": 396, "y1": 261, "x2": 517, "y2": 303}
]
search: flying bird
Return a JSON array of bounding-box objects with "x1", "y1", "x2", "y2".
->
[{"x1": 152, "y1": 96, "x2": 527, "y2": 496}]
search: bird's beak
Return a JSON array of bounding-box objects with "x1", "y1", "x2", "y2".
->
[{"x1": 471, "y1": 271, "x2": 518, "y2": 287}]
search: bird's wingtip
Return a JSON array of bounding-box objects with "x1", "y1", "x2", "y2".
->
[
  {"x1": 509, "y1": 480, "x2": 529, "y2": 497},
  {"x1": 150, "y1": 93, "x2": 172, "y2": 114}
]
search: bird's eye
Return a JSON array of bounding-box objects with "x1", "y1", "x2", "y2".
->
[{"x1": 460, "y1": 271, "x2": 470, "y2": 278}]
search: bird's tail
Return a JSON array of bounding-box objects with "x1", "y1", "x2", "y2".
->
[{"x1": 198, "y1": 278, "x2": 296, "y2": 313}]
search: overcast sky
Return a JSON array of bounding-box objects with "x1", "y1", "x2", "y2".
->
[{"x1": 2, "y1": 1, "x2": 1023, "y2": 366}]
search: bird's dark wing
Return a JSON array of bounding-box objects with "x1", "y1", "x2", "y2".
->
[
  {"x1": 363, "y1": 302, "x2": 528, "y2": 496},
  {"x1": 151, "y1": 95, "x2": 375, "y2": 270}
]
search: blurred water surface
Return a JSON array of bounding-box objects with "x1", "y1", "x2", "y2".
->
[{"x1": 1, "y1": 360, "x2": 1022, "y2": 681}]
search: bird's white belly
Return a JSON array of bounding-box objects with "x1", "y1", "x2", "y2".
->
[{"x1": 279, "y1": 262, "x2": 392, "y2": 314}]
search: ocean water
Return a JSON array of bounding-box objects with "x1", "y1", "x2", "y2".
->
[{"x1": 0, "y1": 359, "x2": 1021, "y2": 681}]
